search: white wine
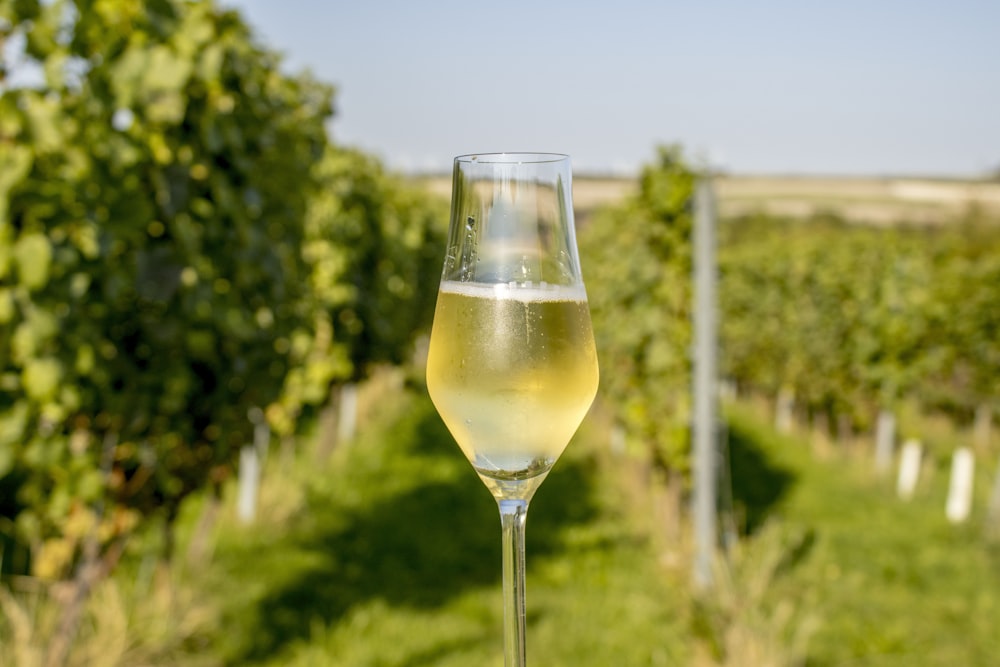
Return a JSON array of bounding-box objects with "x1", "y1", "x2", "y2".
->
[{"x1": 426, "y1": 281, "x2": 599, "y2": 480}]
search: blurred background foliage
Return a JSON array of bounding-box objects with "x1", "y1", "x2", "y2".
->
[
  {"x1": 0, "y1": 0, "x2": 443, "y2": 604},
  {"x1": 1, "y1": 0, "x2": 999, "y2": 665},
  {"x1": 580, "y1": 146, "x2": 695, "y2": 476},
  {"x1": 719, "y1": 215, "x2": 1000, "y2": 430}
]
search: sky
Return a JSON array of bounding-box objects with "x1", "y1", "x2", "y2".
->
[{"x1": 225, "y1": 0, "x2": 999, "y2": 176}]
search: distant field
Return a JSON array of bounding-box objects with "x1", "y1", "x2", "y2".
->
[{"x1": 412, "y1": 174, "x2": 1000, "y2": 225}]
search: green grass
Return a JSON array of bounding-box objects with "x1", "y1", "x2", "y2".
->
[
  {"x1": 171, "y1": 393, "x2": 1000, "y2": 666},
  {"x1": 12, "y1": 388, "x2": 998, "y2": 665},
  {"x1": 726, "y1": 404, "x2": 1000, "y2": 667},
  {"x1": 186, "y1": 388, "x2": 690, "y2": 666}
]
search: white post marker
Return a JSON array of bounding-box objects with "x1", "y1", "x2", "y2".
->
[
  {"x1": 988, "y1": 453, "x2": 1000, "y2": 529},
  {"x1": 775, "y1": 387, "x2": 794, "y2": 434},
  {"x1": 237, "y1": 408, "x2": 269, "y2": 524},
  {"x1": 338, "y1": 382, "x2": 359, "y2": 444},
  {"x1": 610, "y1": 423, "x2": 626, "y2": 456},
  {"x1": 946, "y1": 447, "x2": 975, "y2": 524},
  {"x1": 896, "y1": 438, "x2": 922, "y2": 500},
  {"x1": 875, "y1": 410, "x2": 896, "y2": 475},
  {"x1": 237, "y1": 444, "x2": 259, "y2": 523}
]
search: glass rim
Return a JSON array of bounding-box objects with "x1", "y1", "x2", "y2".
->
[{"x1": 454, "y1": 152, "x2": 569, "y2": 165}]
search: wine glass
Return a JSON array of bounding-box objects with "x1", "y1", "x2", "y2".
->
[{"x1": 425, "y1": 153, "x2": 599, "y2": 666}]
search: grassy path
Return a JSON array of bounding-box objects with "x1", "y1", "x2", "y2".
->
[
  {"x1": 726, "y1": 405, "x2": 1000, "y2": 666},
  {"x1": 190, "y1": 389, "x2": 689, "y2": 666},
  {"x1": 6, "y1": 385, "x2": 999, "y2": 665},
  {"x1": 159, "y1": 391, "x2": 1000, "y2": 666}
]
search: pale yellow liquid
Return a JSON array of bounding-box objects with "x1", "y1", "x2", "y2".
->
[{"x1": 426, "y1": 281, "x2": 599, "y2": 480}]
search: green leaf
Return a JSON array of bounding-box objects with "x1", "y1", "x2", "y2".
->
[
  {"x1": 12, "y1": 323, "x2": 37, "y2": 363},
  {"x1": 75, "y1": 344, "x2": 95, "y2": 375},
  {"x1": 24, "y1": 0, "x2": 60, "y2": 58},
  {"x1": 22, "y1": 93, "x2": 65, "y2": 152},
  {"x1": 0, "y1": 144, "x2": 33, "y2": 202},
  {"x1": 43, "y1": 50, "x2": 68, "y2": 89},
  {"x1": 142, "y1": 45, "x2": 193, "y2": 124},
  {"x1": 23, "y1": 357, "x2": 63, "y2": 401},
  {"x1": 0, "y1": 287, "x2": 14, "y2": 323},
  {"x1": 186, "y1": 330, "x2": 216, "y2": 359},
  {"x1": 76, "y1": 468, "x2": 105, "y2": 502},
  {"x1": 109, "y1": 45, "x2": 149, "y2": 110},
  {"x1": 199, "y1": 44, "x2": 224, "y2": 82},
  {"x1": 0, "y1": 225, "x2": 12, "y2": 278},
  {"x1": 0, "y1": 401, "x2": 30, "y2": 452},
  {"x1": 0, "y1": 443, "x2": 14, "y2": 478},
  {"x1": 175, "y1": 6, "x2": 215, "y2": 57},
  {"x1": 14, "y1": 232, "x2": 53, "y2": 290}
]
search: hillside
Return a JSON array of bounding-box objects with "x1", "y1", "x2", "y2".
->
[{"x1": 411, "y1": 174, "x2": 1000, "y2": 225}]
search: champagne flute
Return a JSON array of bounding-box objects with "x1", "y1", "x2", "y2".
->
[{"x1": 425, "y1": 153, "x2": 599, "y2": 666}]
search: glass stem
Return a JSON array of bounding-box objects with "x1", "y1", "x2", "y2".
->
[{"x1": 499, "y1": 498, "x2": 529, "y2": 667}]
